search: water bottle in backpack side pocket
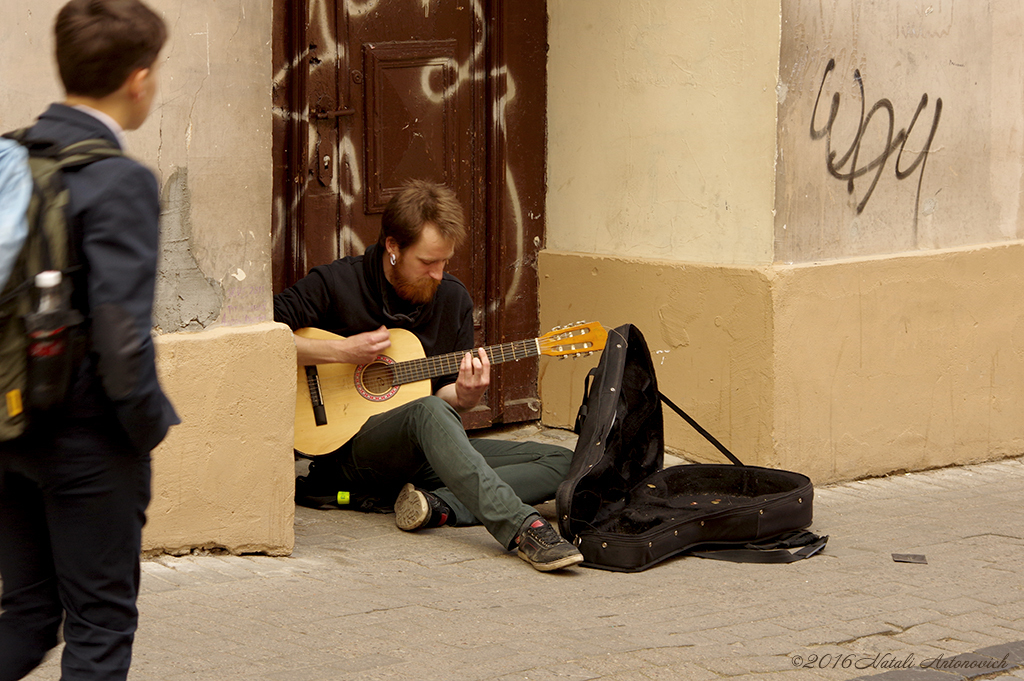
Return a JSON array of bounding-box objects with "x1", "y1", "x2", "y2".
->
[{"x1": 24, "y1": 270, "x2": 83, "y2": 411}]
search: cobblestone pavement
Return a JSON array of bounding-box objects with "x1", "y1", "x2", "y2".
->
[{"x1": 20, "y1": 425, "x2": 1024, "y2": 680}]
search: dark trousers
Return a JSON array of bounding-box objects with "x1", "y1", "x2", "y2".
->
[
  {"x1": 310, "y1": 396, "x2": 573, "y2": 549},
  {"x1": 0, "y1": 415, "x2": 151, "y2": 681}
]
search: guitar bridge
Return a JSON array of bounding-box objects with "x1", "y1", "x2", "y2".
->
[{"x1": 305, "y1": 365, "x2": 328, "y2": 426}]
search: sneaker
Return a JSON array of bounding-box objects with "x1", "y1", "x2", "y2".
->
[
  {"x1": 394, "y1": 483, "x2": 452, "y2": 531},
  {"x1": 515, "y1": 515, "x2": 584, "y2": 571}
]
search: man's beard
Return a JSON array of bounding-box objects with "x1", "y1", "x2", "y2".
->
[{"x1": 392, "y1": 266, "x2": 440, "y2": 304}]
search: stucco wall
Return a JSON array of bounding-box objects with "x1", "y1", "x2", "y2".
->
[
  {"x1": 544, "y1": 0, "x2": 1024, "y2": 482},
  {"x1": 538, "y1": 251, "x2": 774, "y2": 466},
  {"x1": 1, "y1": 0, "x2": 275, "y2": 330},
  {"x1": 150, "y1": 324, "x2": 295, "y2": 555},
  {"x1": 776, "y1": 0, "x2": 1024, "y2": 263},
  {"x1": 772, "y1": 243, "x2": 1024, "y2": 482},
  {"x1": 540, "y1": 244, "x2": 1024, "y2": 484},
  {"x1": 546, "y1": 0, "x2": 781, "y2": 265},
  {"x1": 1, "y1": 0, "x2": 295, "y2": 553}
]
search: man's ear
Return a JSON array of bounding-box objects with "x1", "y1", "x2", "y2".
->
[{"x1": 126, "y1": 67, "x2": 151, "y2": 101}]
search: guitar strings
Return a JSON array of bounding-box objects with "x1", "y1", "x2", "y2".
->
[{"x1": 392, "y1": 339, "x2": 541, "y2": 384}]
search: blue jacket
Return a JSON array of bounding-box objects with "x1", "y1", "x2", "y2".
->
[{"x1": 25, "y1": 104, "x2": 179, "y2": 453}]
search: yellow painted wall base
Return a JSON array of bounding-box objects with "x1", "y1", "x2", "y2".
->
[
  {"x1": 539, "y1": 245, "x2": 1024, "y2": 484},
  {"x1": 147, "y1": 322, "x2": 297, "y2": 555}
]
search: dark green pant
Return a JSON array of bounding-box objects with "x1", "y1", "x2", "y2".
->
[{"x1": 321, "y1": 396, "x2": 573, "y2": 549}]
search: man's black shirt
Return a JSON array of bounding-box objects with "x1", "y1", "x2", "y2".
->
[{"x1": 273, "y1": 244, "x2": 475, "y2": 394}]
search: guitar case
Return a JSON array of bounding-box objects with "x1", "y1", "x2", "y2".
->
[{"x1": 556, "y1": 324, "x2": 827, "y2": 572}]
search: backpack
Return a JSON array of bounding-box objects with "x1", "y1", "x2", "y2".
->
[{"x1": 0, "y1": 129, "x2": 122, "y2": 441}]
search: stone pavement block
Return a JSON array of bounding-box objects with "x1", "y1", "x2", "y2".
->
[
  {"x1": 943, "y1": 631, "x2": 1016, "y2": 650},
  {"x1": 773, "y1": 612, "x2": 852, "y2": 633},
  {"x1": 490, "y1": 665, "x2": 598, "y2": 681},
  {"x1": 261, "y1": 653, "x2": 408, "y2": 681},
  {"x1": 976, "y1": 640, "x2": 1024, "y2": 666},
  {"x1": 145, "y1": 555, "x2": 242, "y2": 584},
  {"x1": 849, "y1": 670, "x2": 953, "y2": 681},
  {"x1": 714, "y1": 619, "x2": 797, "y2": 643},
  {"x1": 137, "y1": 559, "x2": 200, "y2": 587},
  {"x1": 937, "y1": 612, "x2": 1017, "y2": 635},
  {"x1": 923, "y1": 596, "x2": 993, "y2": 617},
  {"x1": 571, "y1": 650, "x2": 656, "y2": 676},
  {"x1": 882, "y1": 607, "x2": 947, "y2": 629},
  {"x1": 893, "y1": 621, "x2": 967, "y2": 645},
  {"x1": 738, "y1": 672, "x2": 844, "y2": 681},
  {"x1": 135, "y1": 572, "x2": 180, "y2": 594}
]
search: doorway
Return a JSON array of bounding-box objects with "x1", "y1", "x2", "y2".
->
[{"x1": 271, "y1": 0, "x2": 548, "y2": 428}]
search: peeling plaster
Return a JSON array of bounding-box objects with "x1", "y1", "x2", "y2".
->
[{"x1": 155, "y1": 167, "x2": 225, "y2": 332}]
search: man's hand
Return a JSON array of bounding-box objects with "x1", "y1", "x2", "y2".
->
[
  {"x1": 437, "y1": 347, "x2": 490, "y2": 412},
  {"x1": 294, "y1": 326, "x2": 391, "y2": 366},
  {"x1": 338, "y1": 326, "x2": 392, "y2": 365}
]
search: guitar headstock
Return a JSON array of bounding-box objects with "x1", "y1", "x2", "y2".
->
[{"x1": 539, "y1": 321, "x2": 608, "y2": 358}]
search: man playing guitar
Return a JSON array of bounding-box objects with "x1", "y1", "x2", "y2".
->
[{"x1": 274, "y1": 180, "x2": 583, "y2": 572}]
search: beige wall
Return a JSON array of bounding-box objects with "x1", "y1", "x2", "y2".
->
[
  {"x1": 544, "y1": 0, "x2": 1024, "y2": 483},
  {"x1": 150, "y1": 324, "x2": 295, "y2": 555},
  {"x1": 1, "y1": 0, "x2": 275, "y2": 329},
  {"x1": 1, "y1": 0, "x2": 296, "y2": 553},
  {"x1": 540, "y1": 243, "x2": 1024, "y2": 484},
  {"x1": 772, "y1": 243, "x2": 1024, "y2": 481},
  {"x1": 776, "y1": 0, "x2": 1023, "y2": 262},
  {"x1": 538, "y1": 251, "x2": 774, "y2": 465},
  {"x1": 547, "y1": 0, "x2": 780, "y2": 266}
]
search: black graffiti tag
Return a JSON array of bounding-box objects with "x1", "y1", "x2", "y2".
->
[{"x1": 810, "y1": 58, "x2": 942, "y2": 232}]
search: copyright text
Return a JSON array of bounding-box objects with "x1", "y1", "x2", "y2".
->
[{"x1": 790, "y1": 652, "x2": 1010, "y2": 671}]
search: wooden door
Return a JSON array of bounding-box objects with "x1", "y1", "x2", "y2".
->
[{"x1": 272, "y1": 0, "x2": 548, "y2": 429}]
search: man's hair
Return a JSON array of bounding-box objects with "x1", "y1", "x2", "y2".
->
[
  {"x1": 378, "y1": 180, "x2": 467, "y2": 251},
  {"x1": 55, "y1": 0, "x2": 167, "y2": 98}
]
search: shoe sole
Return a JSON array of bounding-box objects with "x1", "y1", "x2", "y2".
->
[
  {"x1": 517, "y1": 549, "x2": 585, "y2": 572},
  {"x1": 394, "y1": 483, "x2": 429, "y2": 531}
]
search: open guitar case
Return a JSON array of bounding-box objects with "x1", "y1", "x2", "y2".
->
[{"x1": 556, "y1": 324, "x2": 827, "y2": 572}]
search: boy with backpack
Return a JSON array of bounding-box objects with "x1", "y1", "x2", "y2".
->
[{"x1": 0, "y1": 1, "x2": 179, "y2": 679}]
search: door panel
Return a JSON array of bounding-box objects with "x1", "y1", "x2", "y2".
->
[{"x1": 363, "y1": 40, "x2": 459, "y2": 212}]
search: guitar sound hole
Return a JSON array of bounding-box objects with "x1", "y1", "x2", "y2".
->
[{"x1": 361, "y1": 362, "x2": 394, "y2": 395}]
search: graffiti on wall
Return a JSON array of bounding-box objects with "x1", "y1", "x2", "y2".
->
[
  {"x1": 271, "y1": 0, "x2": 530, "y2": 310},
  {"x1": 810, "y1": 58, "x2": 942, "y2": 237}
]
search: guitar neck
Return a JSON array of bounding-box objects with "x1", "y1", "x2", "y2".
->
[{"x1": 390, "y1": 338, "x2": 540, "y2": 386}]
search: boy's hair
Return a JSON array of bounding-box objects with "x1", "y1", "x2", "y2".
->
[
  {"x1": 55, "y1": 0, "x2": 167, "y2": 98},
  {"x1": 378, "y1": 180, "x2": 467, "y2": 251}
]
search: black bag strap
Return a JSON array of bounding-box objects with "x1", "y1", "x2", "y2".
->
[
  {"x1": 659, "y1": 392, "x2": 745, "y2": 467},
  {"x1": 573, "y1": 367, "x2": 598, "y2": 435},
  {"x1": 690, "y1": 530, "x2": 829, "y2": 563}
]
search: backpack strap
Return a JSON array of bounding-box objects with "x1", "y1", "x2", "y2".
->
[
  {"x1": 54, "y1": 138, "x2": 123, "y2": 170},
  {"x1": 3, "y1": 128, "x2": 122, "y2": 167},
  {"x1": 0, "y1": 130, "x2": 122, "y2": 309},
  {"x1": 659, "y1": 392, "x2": 745, "y2": 467}
]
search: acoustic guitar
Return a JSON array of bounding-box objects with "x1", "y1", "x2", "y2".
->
[{"x1": 293, "y1": 321, "x2": 607, "y2": 457}]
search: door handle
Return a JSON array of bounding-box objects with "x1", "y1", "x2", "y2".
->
[{"x1": 311, "y1": 108, "x2": 356, "y2": 120}]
